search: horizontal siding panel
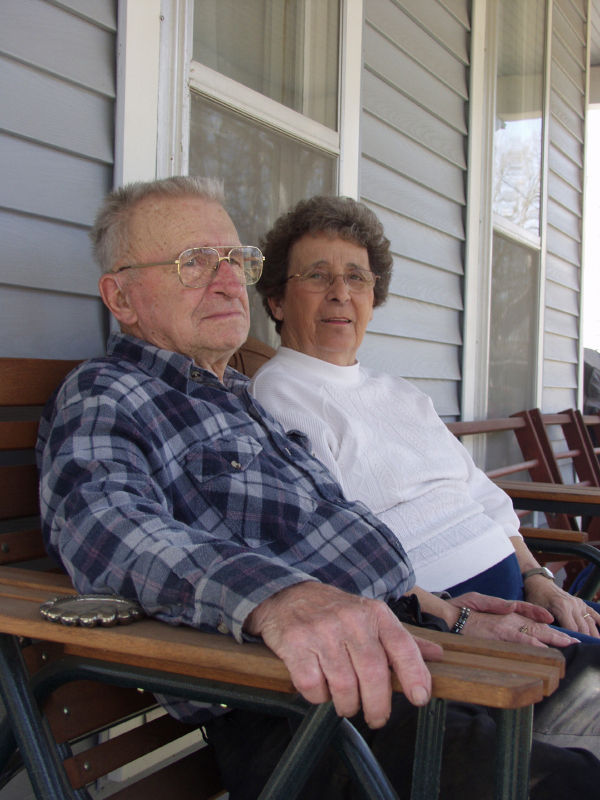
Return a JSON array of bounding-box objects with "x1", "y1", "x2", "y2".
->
[
  {"x1": 405, "y1": 378, "x2": 459, "y2": 417},
  {"x1": 388, "y1": 256, "x2": 463, "y2": 309},
  {"x1": 362, "y1": 71, "x2": 466, "y2": 168},
  {"x1": 358, "y1": 332, "x2": 461, "y2": 379},
  {"x1": 555, "y1": 0, "x2": 587, "y2": 46},
  {"x1": 369, "y1": 295, "x2": 462, "y2": 344},
  {"x1": 541, "y1": 387, "x2": 579, "y2": 413},
  {"x1": 48, "y1": 0, "x2": 117, "y2": 30},
  {"x1": 551, "y1": 59, "x2": 585, "y2": 116},
  {"x1": 543, "y1": 359, "x2": 578, "y2": 389},
  {"x1": 436, "y1": 0, "x2": 470, "y2": 29},
  {"x1": 550, "y1": 93, "x2": 584, "y2": 143},
  {"x1": 545, "y1": 280, "x2": 580, "y2": 315},
  {"x1": 0, "y1": 133, "x2": 112, "y2": 226},
  {"x1": 545, "y1": 252, "x2": 580, "y2": 291},
  {"x1": 365, "y1": 202, "x2": 464, "y2": 273},
  {"x1": 545, "y1": 306, "x2": 579, "y2": 338},
  {"x1": 547, "y1": 169, "x2": 582, "y2": 213},
  {"x1": 544, "y1": 331, "x2": 579, "y2": 364},
  {"x1": 548, "y1": 146, "x2": 583, "y2": 192},
  {"x1": 362, "y1": 158, "x2": 464, "y2": 238},
  {"x1": 1, "y1": 0, "x2": 115, "y2": 97},
  {"x1": 0, "y1": 285, "x2": 107, "y2": 359},
  {"x1": 0, "y1": 56, "x2": 114, "y2": 163},
  {"x1": 0, "y1": 210, "x2": 100, "y2": 296},
  {"x1": 367, "y1": 0, "x2": 467, "y2": 97},
  {"x1": 553, "y1": 4, "x2": 587, "y2": 58},
  {"x1": 546, "y1": 198, "x2": 582, "y2": 240},
  {"x1": 389, "y1": 0, "x2": 469, "y2": 62},
  {"x1": 364, "y1": 25, "x2": 467, "y2": 133},
  {"x1": 546, "y1": 222, "x2": 581, "y2": 266},
  {"x1": 548, "y1": 117, "x2": 583, "y2": 167},
  {"x1": 362, "y1": 114, "x2": 465, "y2": 203},
  {"x1": 551, "y1": 33, "x2": 585, "y2": 91}
]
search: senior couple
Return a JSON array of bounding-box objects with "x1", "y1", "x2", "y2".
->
[{"x1": 38, "y1": 176, "x2": 600, "y2": 799}]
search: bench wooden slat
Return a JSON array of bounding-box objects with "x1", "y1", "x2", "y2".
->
[
  {"x1": 63, "y1": 712, "x2": 197, "y2": 788},
  {"x1": 0, "y1": 463, "x2": 40, "y2": 520},
  {"x1": 0, "y1": 529, "x2": 47, "y2": 564},
  {"x1": 0, "y1": 357, "x2": 82, "y2": 406},
  {"x1": 108, "y1": 749, "x2": 225, "y2": 800},
  {"x1": 0, "y1": 420, "x2": 40, "y2": 451}
]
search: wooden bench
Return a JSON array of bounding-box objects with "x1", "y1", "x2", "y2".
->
[{"x1": 0, "y1": 348, "x2": 567, "y2": 800}]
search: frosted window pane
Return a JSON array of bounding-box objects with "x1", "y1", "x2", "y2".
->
[
  {"x1": 193, "y1": 0, "x2": 339, "y2": 130},
  {"x1": 485, "y1": 233, "x2": 539, "y2": 473},
  {"x1": 189, "y1": 93, "x2": 336, "y2": 345},
  {"x1": 492, "y1": 0, "x2": 545, "y2": 235}
]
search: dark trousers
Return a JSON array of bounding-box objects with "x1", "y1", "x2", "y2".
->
[{"x1": 203, "y1": 669, "x2": 600, "y2": 800}]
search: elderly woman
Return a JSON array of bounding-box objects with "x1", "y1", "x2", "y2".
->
[{"x1": 250, "y1": 195, "x2": 600, "y2": 645}]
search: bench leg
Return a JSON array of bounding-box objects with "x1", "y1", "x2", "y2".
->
[
  {"x1": 494, "y1": 706, "x2": 533, "y2": 800},
  {"x1": 410, "y1": 698, "x2": 447, "y2": 800},
  {"x1": 0, "y1": 633, "x2": 78, "y2": 800}
]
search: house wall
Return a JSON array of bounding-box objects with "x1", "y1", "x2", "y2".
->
[
  {"x1": 0, "y1": 0, "x2": 116, "y2": 358},
  {"x1": 358, "y1": 0, "x2": 470, "y2": 420},
  {"x1": 543, "y1": 0, "x2": 588, "y2": 412}
]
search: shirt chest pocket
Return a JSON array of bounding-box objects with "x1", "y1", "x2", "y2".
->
[{"x1": 181, "y1": 435, "x2": 316, "y2": 546}]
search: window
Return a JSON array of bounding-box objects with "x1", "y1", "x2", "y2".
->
[
  {"x1": 186, "y1": 0, "x2": 350, "y2": 344},
  {"x1": 483, "y1": 0, "x2": 545, "y2": 472}
]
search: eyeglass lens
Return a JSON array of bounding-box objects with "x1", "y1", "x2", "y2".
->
[
  {"x1": 179, "y1": 247, "x2": 263, "y2": 288},
  {"x1": 296, "y1": 269, "x2": 376, "y2": 293}
]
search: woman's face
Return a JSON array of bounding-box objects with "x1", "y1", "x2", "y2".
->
[{"x1": 268, "y1": 232, "x2": 375, "y2": 366}]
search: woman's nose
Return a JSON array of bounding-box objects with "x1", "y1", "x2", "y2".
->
[{"x1": 326, "y1": 273, "x2": 351, "y2": 300}]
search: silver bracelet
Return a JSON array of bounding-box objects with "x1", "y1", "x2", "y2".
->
[{"x1": 451, "y1": 606, "x2": 471, "y2": 634}]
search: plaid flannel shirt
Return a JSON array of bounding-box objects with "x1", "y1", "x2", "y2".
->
[{"x1": 37, "y1": 334, "x2": 414, "y2": 722}]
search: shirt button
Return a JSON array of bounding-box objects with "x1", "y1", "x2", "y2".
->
[
  {"x1": 217, "y1": 622, "x2": 229, "y2": 635},
  {"x1": 230, "y1": 460, "x2": 241, "y2": 469},
  {"x1": 190, "y1": 370, "x2": 201, "y2": 380}
]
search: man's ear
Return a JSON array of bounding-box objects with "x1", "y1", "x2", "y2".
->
[
  {"x1": 98, "y1": 273, "x2": 139, "y2": 327},
  {"x1": 268, "y1": 295, "x2": 284, "y2": 321}
]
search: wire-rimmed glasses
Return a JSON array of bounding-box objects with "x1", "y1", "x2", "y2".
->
[
  {"x1": 113, "y1": 246, "x2": 264, "y2": 288},
  {"x1": 282, "y1": 267, "x2": 377, "y2": 293}
]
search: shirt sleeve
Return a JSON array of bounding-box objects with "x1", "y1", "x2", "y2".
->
[{"x1": 38, "y1": 379, "x2": 318, "y2": 643}]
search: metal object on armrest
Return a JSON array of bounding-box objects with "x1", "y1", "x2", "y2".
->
[{"x1": 40, "y1": 595, "x2": 144, "y2": 627}]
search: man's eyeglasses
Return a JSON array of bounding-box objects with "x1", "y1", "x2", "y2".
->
[
  {"x1": 113, "y1": 246, "x2": 264, "y2": 289},
  {"x1": 283, "y1": 268, "x2": 377, "y2": 294}
]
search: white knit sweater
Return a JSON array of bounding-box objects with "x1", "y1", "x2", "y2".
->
[{"x1": 250, "y1": 347, "x2": 520, "y2": 592}]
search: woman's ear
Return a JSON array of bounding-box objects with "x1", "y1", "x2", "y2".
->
[
  {"x1": 268, "y1": 295, "x2": 284, "y2": 322},
  {"x1": 98, "y1": 273, "x2": 139, "y2": 327}
]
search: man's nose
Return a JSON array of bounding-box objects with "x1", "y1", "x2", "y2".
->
[
  {"x1": 209, "y1": 257, "x2": 245, "y2": 295},
  {"x1": 326, "y1": 273, "x2": 351, "y2": 301}
]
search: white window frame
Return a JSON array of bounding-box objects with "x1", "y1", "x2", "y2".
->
[
  {"x1": 462, "y1": 0, "x2": 550, "y2": 433},
  {"x1": 115, "y1": 0, "x2": 363, "y2": 197}
]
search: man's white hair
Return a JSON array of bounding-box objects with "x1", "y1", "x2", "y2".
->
[{"x1": 90, "y1": 176, "x2": 226, "y2": 274}]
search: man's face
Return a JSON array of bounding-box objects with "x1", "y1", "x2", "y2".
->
[{"x1": 106, "y1": 195, "x2": 250, "y2": 374}]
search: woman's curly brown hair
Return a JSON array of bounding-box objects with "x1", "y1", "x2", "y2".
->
[{"x1": 257, "y1": 196, "x2": 393, "y2": 334}]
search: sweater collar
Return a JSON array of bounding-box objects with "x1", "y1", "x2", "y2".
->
[{"x1": 276, "y1": 346, "x2": 363, "y2": 387}]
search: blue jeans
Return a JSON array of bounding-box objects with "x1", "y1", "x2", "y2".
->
[{"x1": 445, "y1": 554, "x2": 600, "y2": 644}]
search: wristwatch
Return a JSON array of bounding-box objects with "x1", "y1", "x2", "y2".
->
[{"x1": 521, "y1": 567, "x2": 555, "y2": 582}]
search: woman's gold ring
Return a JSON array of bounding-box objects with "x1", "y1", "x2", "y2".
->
[
  {"x1": 519, "y1": 625, "x2": 528, "y2": 634},
  {"x1": 583, "y1": 613, "x2": 592, "y2": 619}
]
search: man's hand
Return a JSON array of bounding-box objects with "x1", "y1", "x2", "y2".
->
[
  {"x1": 447, "y1": 592, "x2": 578, "y2": 647},
  {"x1": 244, "y1": 582, "x2": 443, "y2": 729},
  {"x1": 523, "y1": 577, "x2": 600, "y2": 638}
]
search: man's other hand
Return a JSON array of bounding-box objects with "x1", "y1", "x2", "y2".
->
[{"x1": 243, "y1": 582, "x2": 442, "y2": 729}]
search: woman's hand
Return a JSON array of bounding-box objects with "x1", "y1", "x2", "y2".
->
[{"x1": 523, "y1": 576, "x2": 600, "y2": 638}]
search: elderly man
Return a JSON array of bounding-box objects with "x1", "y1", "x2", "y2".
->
[{"x1": 37, "y1": 177, "x2": 600, "y2": 800}]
